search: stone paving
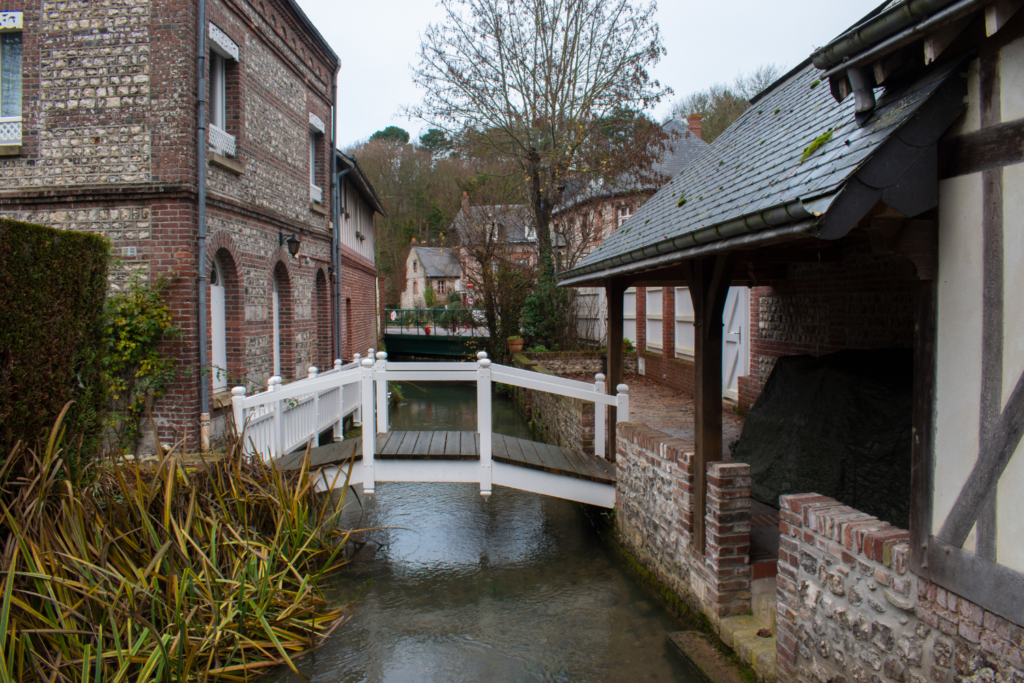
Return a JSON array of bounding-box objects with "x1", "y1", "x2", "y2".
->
[{"x1": 565, "y1": 372, "x2": 747, "y2": 452}]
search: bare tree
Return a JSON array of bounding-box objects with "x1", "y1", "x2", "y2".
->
[
  {"x1": 671, "y1": 63, "x2": 786, "y2": 143},
  {"x1": 449, "y1": 194, "x2": 537, "y2": 362},
  {"x1": 406, "y1": 0, "x2": 672, "y2": 277}
]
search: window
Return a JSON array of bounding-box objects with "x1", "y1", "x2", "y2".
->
[
  {"x1": 207, "y1": 23, "x2": 238, "y2": 156},
  {"x1": 309, "y1": 112, "x2": 326, "y2": 203},
  {"x1": 0, "y1": 16, "x2": 22, "y2": 147},
  {"x1": 210, "y1": 52, "x2": 225, "y2": 129},
  {"x1": 413, "y1": 281, "x2": 418, "y2": 294},
  {"x1": 413, "y1": 260, "x2": 417, "y2": 272},
  {"x1": 437, "y1": 279, "x2": 446, "y2": 295},
  {"x1": 618, "y1": 205, "x2": 633, "y2": 228}
]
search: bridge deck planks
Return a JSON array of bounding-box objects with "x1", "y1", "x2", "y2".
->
[{"x1": 278, "y1": 431, "x2": 614, "y2": 485}]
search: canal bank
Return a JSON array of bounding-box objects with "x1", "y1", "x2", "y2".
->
[{"x1": 266, "y1": 378, "x2": 716, "y2": 682}]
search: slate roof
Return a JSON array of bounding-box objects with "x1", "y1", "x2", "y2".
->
[
  {"x1": 560, "y1": 56, "x2": 965, "y2": 282},
  {"x1": 412, "y1": 247, "x2": 461, "y2": 279},
  {"x1": 449, "y1": 205, "x2": 536, "y2": 244},
  {"x1": 554, "y1": 119, "x2": 709, "y2": 213}
]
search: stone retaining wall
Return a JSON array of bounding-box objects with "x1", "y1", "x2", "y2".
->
[
  {"x1": 615, "y1": 423, "x2": 754, "y2": 622},
  {"x1": 775, "y1": 494, "x2": 1023, "y2": 683},
  {"x1": 511, "y1": 352, "x2": 636, "y2": 458}
]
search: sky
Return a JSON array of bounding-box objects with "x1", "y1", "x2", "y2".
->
[{"x1": 295, "y1": 0, "x2": 884, "y2": 150}]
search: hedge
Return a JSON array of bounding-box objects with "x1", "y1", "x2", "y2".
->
[{"x1": 0, "y1": 218, "x2": 110, "y2": 477}]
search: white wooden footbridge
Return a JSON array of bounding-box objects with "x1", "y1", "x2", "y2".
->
[{"x1": 230, "y1": 352, "x2": 629, "y2": 507}]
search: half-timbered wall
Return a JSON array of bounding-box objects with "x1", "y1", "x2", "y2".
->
[{"x1": 930, "y1": 37, "x2": 1024, "y2": 609}]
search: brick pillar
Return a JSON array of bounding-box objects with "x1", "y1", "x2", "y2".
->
[
  {"x1": 663, "y1": 287, "x2": 674, "y2": 357},
  {"x1": 704, "y1": 461, "x2": 752, "y2": 616}
]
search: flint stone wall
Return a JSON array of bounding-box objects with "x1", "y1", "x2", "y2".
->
[{"x1": 775, "y1": 494, "x2": 1023, "y2": 683}]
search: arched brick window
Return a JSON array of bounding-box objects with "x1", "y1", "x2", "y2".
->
[
  {"x1": 272, "y1": 262, "x2": 294, "y2": 379},
  {"x1": 313, "y1": 269, "x2": 331, "y2": 369}
]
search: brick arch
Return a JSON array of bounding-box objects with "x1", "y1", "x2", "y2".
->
[
  {"x1": 208, "y1": 245, "x2": 245, "y2": 391},
  {"x1": 313, "y1": 265, "x2": 331, "y2": 370},
  {"x1": 271, "y1": 261, "x2": 296, "y2": 380}
]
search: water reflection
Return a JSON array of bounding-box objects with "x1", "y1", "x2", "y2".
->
[{"x1": 267, "y1": 382, "x2": 700, "y2": 683}]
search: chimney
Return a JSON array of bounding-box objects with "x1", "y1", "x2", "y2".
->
[
  {"x1": 687, "y1": 113, "x2": 703, "y2": 141},
  {"x1": 462, "y1": 190, "x2": 469, "y2": 212}
]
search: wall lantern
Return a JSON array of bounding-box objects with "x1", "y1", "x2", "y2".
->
[{"x1": 279, "y1": 231, "x2": 301, "y2": 258}]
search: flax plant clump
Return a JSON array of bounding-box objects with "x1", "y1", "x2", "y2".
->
[{"x1": 0, "y1": 404, "x2": 357, "y2": 681}]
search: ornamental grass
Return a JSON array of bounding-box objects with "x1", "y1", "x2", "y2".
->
[{"x1": 0, "y1": 404, "x2": 356, "y2": 681}]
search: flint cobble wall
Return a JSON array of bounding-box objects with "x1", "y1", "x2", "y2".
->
[
  {"x1": 0, "y1": 0, "x2": 358, "y2": 450},
  {"x1": 511, "y1": 354, "x2": 595, "y2": 458},
  {"x1": 615, "y1": 423, "x2": 754, "y2": 623},
  {"x1": 775, "y1": 494, "x2": 1023, "y2": 683}
]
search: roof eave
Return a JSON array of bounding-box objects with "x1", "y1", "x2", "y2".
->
[{"x1": 558, "y1": 195, "x2": 834, "y2": 284}]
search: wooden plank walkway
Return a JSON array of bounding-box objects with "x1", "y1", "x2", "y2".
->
[{"x1": 275, "y1": 430, "x2": 615, "y2": 484}]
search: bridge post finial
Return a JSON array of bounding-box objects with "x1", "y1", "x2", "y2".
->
[
  {"x1": 376, "y1": 351, "x2": 387, "y2": 360},
  {"x1": 477, "y1": 351, "x2": 488, "y2": 360},
  {"x1": 308, "y1": 366, "x2": 318, "y2": 380},
  {"x1": 231, "y1": 386, "x2": 247, "y2": 451},
  {"x1": 616, "y1": 384, "x2": 630, "y2": 424},
  {"x1": 334, "y1": 359, "x2": 342, "y2": 371}
]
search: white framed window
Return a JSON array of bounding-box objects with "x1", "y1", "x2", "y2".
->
[
  {"x1": 674, "y1": 286, "x2": 695, "y2": 359},
  {"x1": 0, "y1": 14, "x2": 23, "y2": 147},
  {"x1": 210, "y1": 53, "x2": 225, "y2": 129},
  {"x1": 623, "y1": 287, "x2": 636, "y2": 348},
  {"x1": 207, "y1": 22, "x2": 238, "y2": 157},
  {"x1": 309, "y1": 113, "x2": 325, "y2": 204},
  {"x1": 437, "y1": 279, "x2": 446, "y2": 295},
  {"x1": 646, "y1": 288, "x2": 663, "y2": 353},
  {"x1": 618, "y1": 205, "x2": 632, "y2": 228}
]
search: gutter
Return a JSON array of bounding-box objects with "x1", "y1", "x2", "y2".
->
[
  {"x1": 559, "y1": 195, "x2": 832, "y2": 282},
  {"x1": 196, "y1": 0, "x2": 210, "y2": 446},
  {"x1": 811, "y1": 0, "x2": 961, "y2": 70},
  {"x1": 819, "y1": 0, "x2": 989, "y2": 79},
  {"x1": 558, "y1": 220, "x2": 819, "y2": 288}
]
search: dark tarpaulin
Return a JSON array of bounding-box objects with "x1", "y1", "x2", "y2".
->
[{"x1": 733, "y1": 349, "x2": 913, "y2": 528}]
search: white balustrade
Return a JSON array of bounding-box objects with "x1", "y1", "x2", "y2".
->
[{"x1": 230, "y1": 352, "x2": 631, "y2": 499}]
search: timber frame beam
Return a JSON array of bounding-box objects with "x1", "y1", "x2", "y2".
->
[{"x1": 685, "y1": 253, "x2": 735, "y2": 553}]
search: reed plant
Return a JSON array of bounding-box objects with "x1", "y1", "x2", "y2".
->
[{"x1": 0, "y1": 404, "x2": 356, "y2": 681}]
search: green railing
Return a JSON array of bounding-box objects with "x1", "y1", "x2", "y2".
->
[{"x1": 384, "y1": 308, "x2": 487, "y2": 337}]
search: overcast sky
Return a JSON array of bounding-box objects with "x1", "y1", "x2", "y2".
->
[{"x1": 296, "y1": 0, "x2": 883, "y2": 150}]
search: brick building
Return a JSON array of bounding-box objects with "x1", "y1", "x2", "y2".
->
[
  {"x1": 559, "y1": 1, "x2": 1024, "y2": 681},
  {"x1": 399, "y1": 246, "x2": 462, "y2": 309},
  {"x1": 336, "y1": 149, "x2": 384, "y2": 363},
  {"x1": 0, "y1": 0, "x2": 378, "y2": 449}
]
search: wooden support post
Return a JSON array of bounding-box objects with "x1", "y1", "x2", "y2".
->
[
  {"x1": 605, "y1": 278, "x2": 626, "y2": 459},
  {"x1": 686, "y1": 254, "x2": 734, "y2": 554}
]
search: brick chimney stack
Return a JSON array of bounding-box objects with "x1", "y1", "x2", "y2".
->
[
  {"x1": 687, "y1": 114, "x2": 703, "y2": 141},
  {"x1": 462, "y1": 190, "x2": 469, "y2": 212}
]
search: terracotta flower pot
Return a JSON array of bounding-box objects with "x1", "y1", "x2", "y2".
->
[{"x1": 507, "y1": 338, "x2": 524, "y2": 354}]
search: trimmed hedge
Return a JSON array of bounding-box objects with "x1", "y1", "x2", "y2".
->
[{"x1": 0, "y1": 218, "x2": 110, "y2": 477}]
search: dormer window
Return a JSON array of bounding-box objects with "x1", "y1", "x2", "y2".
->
[{"x1": 413, "y1": 260, "x2": 417, "y2": 273}]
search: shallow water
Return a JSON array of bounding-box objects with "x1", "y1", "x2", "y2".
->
[{"x1": 268, "y1": 382, "x2": 701, "y2": 683}]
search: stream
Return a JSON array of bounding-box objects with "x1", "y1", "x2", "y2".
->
[{"x1": 267, "y1": 380, "x2": 703, "y2": 682}]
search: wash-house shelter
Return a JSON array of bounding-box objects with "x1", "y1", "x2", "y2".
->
[{"x1": 559, "y1": 2, "x2": 1024, "y2": 682}]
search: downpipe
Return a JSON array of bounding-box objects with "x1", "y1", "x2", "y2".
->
[{"x1": 196, "y1": 0, "x2": 210, "y2": 448}]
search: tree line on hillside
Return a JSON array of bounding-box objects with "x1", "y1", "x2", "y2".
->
[{"x1": 351, "y1": 0, "x2": 783, "y2": 357}]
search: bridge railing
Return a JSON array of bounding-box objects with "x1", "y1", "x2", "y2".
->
[
  {"x1": 383, "y1": 308, "x2": 487, "y2": 337},
  {"x1": 232, "y1": 350, "x2": 629, "y2": 498},
  {"x1": 367, "y1": 352, "x2": 628, "y2": 496},
  {"x1": 231, "y1": 353, "x2": 369, "y2": 458}
]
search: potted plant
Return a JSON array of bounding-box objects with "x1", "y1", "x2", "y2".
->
[{"x1": 507, "y1": 336, "x2": 524, "y2": 354}]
